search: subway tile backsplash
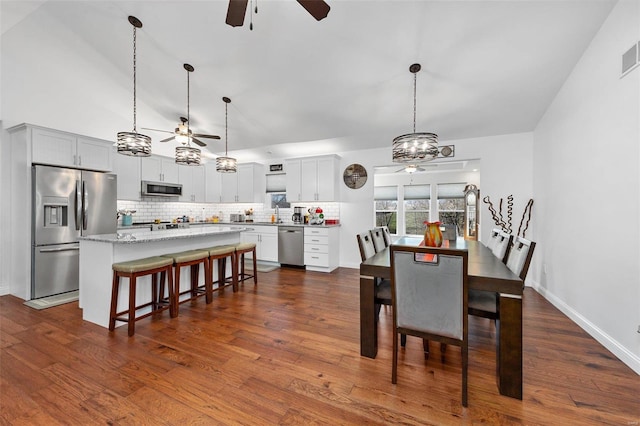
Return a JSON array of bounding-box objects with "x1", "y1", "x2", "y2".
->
[{"x1": 117, "y1": 199, "x2": 340, "y2": 226}]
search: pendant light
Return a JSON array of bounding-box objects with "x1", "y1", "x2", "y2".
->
[
  {"x1": 174, "y1": 63, "x2": 201, "y2": 166},
  {"x1": 216, "y1": 97, "x2": 237, "y2": 173},
  {"x1": 391, "y1": 63, "x2": 438, "y2": 163},
  {"x1": 117, "y1": 16, "x2": 152, "y2": 157}
]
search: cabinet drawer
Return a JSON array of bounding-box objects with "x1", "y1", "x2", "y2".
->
[
  {"x1": 304, "y1": 252, "x2": 328, "y2": 267},
  {"x1": 304, "y1": 235, "x2": 328, "y2": 245},
  {"x1": 304, "y1": 227, "x2": 329, "y2": 236},
  {"x1": 305, "y1": 243, "x2": 328, "y2": 254}
]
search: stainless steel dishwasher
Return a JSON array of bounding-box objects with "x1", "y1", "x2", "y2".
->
[{"x1": 278, "y1": 226, "x2": 305, "y2": 267}]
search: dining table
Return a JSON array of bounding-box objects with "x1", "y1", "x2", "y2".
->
[{"x1": 359, "y1": 236, "x2": 524, "y2": 400}]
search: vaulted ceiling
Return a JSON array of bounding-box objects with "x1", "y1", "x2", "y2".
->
[{"x1": 1, "y1": 1, "x2": 615, "y2": 161}]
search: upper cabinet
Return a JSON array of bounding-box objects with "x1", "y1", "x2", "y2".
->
[
  {"x1": 205, "y1": 162, "x2": 222, "y2": 203},
  {"x1": 286, "y1": 155, "x2": 340, "y2": 202},
  {"x1": 113, "y1": 154, "x2": 141, "y2": 200},
  {"x1": 140, "y1": 155, "x2": 179, "y2": 183},
  {"x1": 179, "y1": 165, "x2": 205, "y2": 202},
  {"x1": 219, "y1": 163, "x2": 265, "y2": 203},
  {"x1": 31, "y1": 127, "x2": 113, "y2": 171}
]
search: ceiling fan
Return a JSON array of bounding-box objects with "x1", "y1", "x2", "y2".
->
[
  {"x1": 142, "y1": 64, "x2": 220, "y2": 147},
  {"x1": 225, "y1": 0, "x2": 330, "y2": 28}
]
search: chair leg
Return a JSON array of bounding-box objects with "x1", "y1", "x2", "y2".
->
[
  {"x1": 392, "y1": 327, "x2": 398, "y2": 384},
  {"x1": 423, "y1": 338, "x2": 430, "y2": 360},
  {"x1": 252, "y1": 249, "x2": 257, "y2": 284},
  {"x1": 108, "y1": 272, "x2": 119, "y2": 331},
  {"x1": 401, "y1": 333, "x2": 407, "y2": 347},
  {"x1": 462, "y1": 343, "x2": 468, "y2": 407},
  {"x1": 205, "y1": 258, "x2": 213, "y2": 304},
  {"x1": 151, "y1": 272, "x2": 158, "y2": 312},
  {"x1": 128, "y1": 274, "x2": 137, "y2": 337},
  {"x1": 171, "y1": 265, "x2": 181, "y2": 318}
]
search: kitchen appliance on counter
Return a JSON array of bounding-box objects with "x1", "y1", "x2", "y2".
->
[
  {"x1": 278, "y1": 226, "x2": 305, "y2": 267},
  {"x1": 292, "y1": 206, "x2": 305, "y2": 224},
  {"x1": 151, "y1": 223, "x2": 189, "y2": 231},
  {"x1": 32, "y1": 165, "x2": 117, "y2": 299}
]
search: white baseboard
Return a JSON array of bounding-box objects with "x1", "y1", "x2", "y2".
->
[
  {"x1": 0, "y1": 283, "x2": 10, "y2": 296},
  {"x1": 531, "y1": 281, "x2": 640, "y2": 375}
]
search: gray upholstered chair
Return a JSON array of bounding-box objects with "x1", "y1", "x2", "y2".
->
[
  {"x1": 390, "y1": 245, "x2": 469, "y2": 407},
  {"x1": 491, "y1": 230, "x2": 513, "y2": 263},
  {"x1": 441, "y1": 224, "x2": 457, "y2": 242},
  {"x1": 486, "y1": 228, "x2": 501, "y2": 251},
  {"x1": 371, "y1": 228, "x2": 387, "y2": 252}
]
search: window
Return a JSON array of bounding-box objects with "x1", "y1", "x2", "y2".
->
[
  {"x1": 404, "y1": 184, "x2": 430, "y2": 235},
  {"x1": 374, "y1": 186, "x2": 397, "y2": 234},
  {"x1": 270, "y1": 193, "x2": 290, "y2": 209},
  {"x1": 437, "y1": 183, "x2": 466, "y2": 236}
]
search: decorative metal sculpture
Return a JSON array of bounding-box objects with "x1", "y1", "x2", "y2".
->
[{"x1": 483, "y1": 195, "x2": 533, "y2": 238}]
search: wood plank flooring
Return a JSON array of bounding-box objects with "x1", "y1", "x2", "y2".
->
[{"x1": 1, "y1": 267, "x2": 638, "y2": 425}]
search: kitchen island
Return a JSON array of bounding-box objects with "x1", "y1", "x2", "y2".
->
[{"x1": 78, "y1": 225, "x2": 246, "y2": 328}]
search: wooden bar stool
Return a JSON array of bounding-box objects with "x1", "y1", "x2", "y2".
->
[
  {"x1": 109, "y1": 256, "x2": 174, "y2": 337},
  {"x1": 161, "y1": 249, "x2": 211, "y2": 316},
  {"x1": 233, "y1": 242, "x2": 258, "y2": 286},
  {"x1": 206, "y1": 245, "x2": 238, "y2": 297}
]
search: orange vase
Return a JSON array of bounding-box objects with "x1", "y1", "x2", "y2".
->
[{"x1": 424, "y1": 221, "x2": 443, "y2": 247}]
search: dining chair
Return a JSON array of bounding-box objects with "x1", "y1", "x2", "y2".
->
[
  {"x1": 441, "y1": 224, "x2": 457, "y2": 242},
  {"x1": 491, "y1": 230, "x2": 513, "y2": 263},
  {"x1": 486, "y1": 228, "x2": 501, "y2": 251},
  {"x1": 380, "y1": 226, "x2": 392, "y2": 247},
  {"x1": 371, "y1": 228, "x2": 387, "y2": 252},
  {"x1": 357, "y1": 231, "x2": 377, "y2": 261},
  {"x1": 390, "y1": 245, "x2": 469, "y2": 407}
]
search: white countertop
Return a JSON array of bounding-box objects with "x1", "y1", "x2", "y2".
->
[{"x1": 81, "y1": 225, "x2": 247, "y2": 244}]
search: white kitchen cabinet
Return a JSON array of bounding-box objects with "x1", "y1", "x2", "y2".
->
[
  {"x1": 240, "y1": 225, "x2": 278, "y2": 263},
  {"x1": 141, "y1": 155, "x2": 179, "y2": 183},
  {"x1": 179, "y1": 165, "x2": 205, "y2": 202},
  {"x1": 112, "y1": 153, "x2": 141, "y2": 200},
  {"x1": 205, "y1": 163, "x2": 222, "y2": 203},
  {"x1": 286, "y1": 155, "x2": 339, "y2": 202},
  {"x1": 31, "y1": 127, "x2": 113, "y2": 171},
  {"x1": 220, "y1": 163, "x2": 265, "y2": 203},
  {"x1": 304, "y1": 226, "x2": 340, "y2": 272}
]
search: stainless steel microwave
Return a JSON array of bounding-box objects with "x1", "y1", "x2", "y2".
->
[{"x1": 141, "y1": 181, "x2": 182, "y2": 197}]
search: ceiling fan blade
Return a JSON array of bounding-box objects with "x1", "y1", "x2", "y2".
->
[
  {"x1": 160, "y1": 136, "x2": 176, "y2": 143},
  {"x1": 191, "y1": 138, "x2": 206, "y2": 147},
  {"x1": 192, "y1": 133, "x2": 221, "y2": 140},
  {"x1": 226, "y1": 0, "x2": 248, "y2": 27},
  {"x1": 296, "y1": 0, "x2": 330, "y2": 21},
  {"x1": 141, "y1": 127, "x2": 175, "y2": 134}
]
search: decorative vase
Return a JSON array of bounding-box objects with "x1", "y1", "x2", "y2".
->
[{"x1": 423, "y1": 221, "x2": 443, "y2": 247}]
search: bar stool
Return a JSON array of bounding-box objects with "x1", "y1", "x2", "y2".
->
[
  {"x1": 233, "y1": 242, "x2": 258, "y2": 286},
  {"x1": 109, "y1": 256, "x2": 174, "y2": 337},
  {"x1": 206, "y1": 245, "x2": 238, "y2": 297},
  {"x1": 161, "y1": 249, "x2": 211, "y2": 316}
]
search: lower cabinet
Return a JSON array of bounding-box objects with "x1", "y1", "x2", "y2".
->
[
  {"x1": 304, "y1": 226, "x2": 339, "y2": 273},
  {"x1": 240, "y1": 225, "x2": 278, "y2": 263}
]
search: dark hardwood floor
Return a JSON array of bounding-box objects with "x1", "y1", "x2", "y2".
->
[{"x1": 1, "y1": 267, "x2": 638, "y2": 425}]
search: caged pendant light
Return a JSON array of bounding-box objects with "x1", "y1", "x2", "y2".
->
[
  {"x1": 392, "y1": 63, "x2": 438, "y2": 163},
  {"x1": 174, "y1": 64, "x2": 201, "y2": 166},
  {"x1": 117, "y1": 16, "x2": 152, "y2": 157},
  {"x1": 216, "y1": 97, "x2": 237, "y2": 173}
]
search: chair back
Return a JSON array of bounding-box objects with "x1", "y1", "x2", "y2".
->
[
  {"x1": 491, "y1": 231, "x2": 513, "y2": 263},
  {"x1": 506, "y1": 237, "x2": 536, "y2": 281},
  {"x1": 390, "y1": 246, "x2": 468, "y2": 341},
  {"x1": 356, "y1": 231, "x2": 377, "y2": 261},
  {"x1": 486, "y1": 228, "x2": 501, "y2": 250},
  {"x1": 441, "y1": 224, "x2": 457, "y2": 241},
  {"x1": 380, "y1": 226, "x2": 392, "y2": 246},
  {"x1": 371, "y1": 228, "x2": 387, "y2": 252}
]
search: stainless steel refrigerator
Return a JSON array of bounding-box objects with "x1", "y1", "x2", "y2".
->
[{"x1": 32, "y1": 165, "x2": 117, "y2": 299}]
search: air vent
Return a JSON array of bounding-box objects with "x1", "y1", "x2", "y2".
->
[{"x1": 621, "y1": 42, "x2": 639, "y2": 77}]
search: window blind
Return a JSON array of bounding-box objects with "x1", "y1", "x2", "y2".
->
[
  {"x1": 374, "y1": 186, "x2": 397, "y2": 200},
  {"x1": 404, "y1": 184, "x2": 430, "y2": 200},
  {"x1": 437, "y1": 183, "x2": 466, "y2": 199}
]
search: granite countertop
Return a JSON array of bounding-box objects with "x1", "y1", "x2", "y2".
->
[
  {"x1": 82, "y1": 225, "x2": 248, "y2": 244},
  {"x1": 191, "y1": 221, "x2": 341, "y2": 228}
]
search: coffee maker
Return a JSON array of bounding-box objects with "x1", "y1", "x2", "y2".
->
[{"x1": 292, "y1": 207, "x2": 304, "y2": 224}]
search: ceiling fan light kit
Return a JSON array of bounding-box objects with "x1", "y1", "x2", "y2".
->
[
  {"x1": 392, "y1": 63, "x2": 439, "y2": 164},
  {"x1": 117, "y1": 16, "x2": 152, "y2": 157},
  {"x1": 217, "y1": 97, "x2": 238, "y2": 173}
]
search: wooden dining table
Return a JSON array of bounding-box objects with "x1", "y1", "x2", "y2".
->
[{"x1": 359, "y1": 236, "x2": 524, "y2": 400}]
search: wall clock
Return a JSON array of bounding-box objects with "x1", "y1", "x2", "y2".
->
[{"x1": 343, "y1": 163, "x2": 367, "y2": 189}]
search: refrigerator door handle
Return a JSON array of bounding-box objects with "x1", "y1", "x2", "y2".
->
[
  {"x1": 82, "y1": 180, "x2": 88, "y2": 231},
  {"x1": 39, "y1": 246, "x2": 80, "y2": 253},
  {"x1": 75, "y1": 179, "x2": 82, "y2": 231}
]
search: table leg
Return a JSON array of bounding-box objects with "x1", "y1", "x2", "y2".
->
[
  {"x1": 497, "y1": 293, "x2": 523, "y2": 399},
  {"x1": 360, "y1": 275, "x2": 377, "y2": 358}
]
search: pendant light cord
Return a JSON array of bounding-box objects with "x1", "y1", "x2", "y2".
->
[
  {"x1": 132, "y1": 24, "x2": 138, "y2": 133},
  {"x1": 413, "y1": 71, "x2": 417, "y2": 134},
  {"x1": 225, "y1": 102, "x2": 229, "y2": 156},
  {"x1": 187, "y1": 69, "x2": 190, "y2": 144}
]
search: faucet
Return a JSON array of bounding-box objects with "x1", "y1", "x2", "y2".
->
[{"x1": 275, "y1": 206, "x2": 281, "y2": 223}]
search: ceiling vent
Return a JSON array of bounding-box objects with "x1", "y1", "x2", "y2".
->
[{"x1": 621, "y1": 42, "x2": 639, "y2": 77}]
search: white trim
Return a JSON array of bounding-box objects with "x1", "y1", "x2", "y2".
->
[
  {"x1": 0, "y1": 284, "x2": 11, "y2": 296},
  {"x1": 531, "y1": 280, "x2": 640, "y2": 375}
]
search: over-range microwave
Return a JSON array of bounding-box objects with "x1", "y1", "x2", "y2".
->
[{"x1": 141, "y1": 180, "x2": 182, "y2": 197}]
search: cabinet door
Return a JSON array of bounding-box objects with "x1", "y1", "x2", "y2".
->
[
  {"x1": 31, "y1": 128, "x2": 76, "y2": 167},
  {"x1": 140, "y1": 156, "x2": 162, "y2": 181},
  {"x1": 260, "y1": 233, "x2": 279, "y2": 262},
  {"x1": 315, "y1": 156, "x2": 336, "y2": 201},
  {"x1": 301, "y1": 158, "x2": 318, "y2": 201},
  {"x1": 285, "y1": 159, "x2": 301, "y2": 202},
  {"x1": 236, "y1": 164, "x2": 255, "y2": 202},
  {"x1": 113, "y1": 153, "x2": 141, "y2": 200},
  {"x1": 76, "y1": 137, "x2": 113, "y2": 171},
  {"x1": 205, "y1": 163, "x2": 222, "y2": 203},
  {"x1": 192, "y1": 166, "x2": 205, "y2": 202},
  {"x1": 178, "y1": 166, "x2": 194, "y2": 202},
  {"x1": 161, "y1": 158, "x2": 180, "y2": 183},
  {"x1": 240, "y1": 232, "x2": 260, "y2": 259},
  {"x1": 220, "y1": 173, "x2": 238, "y2": 202}
]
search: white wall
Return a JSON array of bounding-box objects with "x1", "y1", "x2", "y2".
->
[{"x1": 533, "y1": 0, "x2": 640, "y2": 373}]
